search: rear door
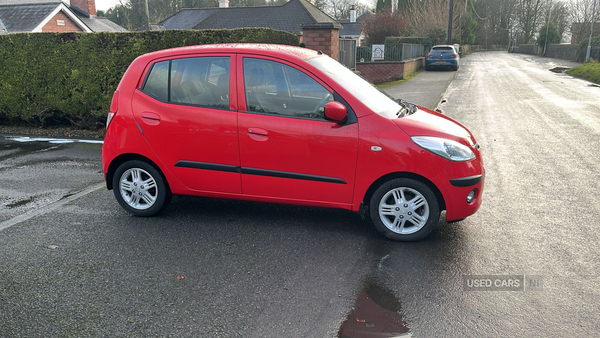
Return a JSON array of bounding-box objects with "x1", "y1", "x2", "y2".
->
[
  {"x1": 131, "y1": 54, "x2": 241, "y2": 193},
  {"x1": 236, "y1": 55, "x2": 359, "y2": 207}
]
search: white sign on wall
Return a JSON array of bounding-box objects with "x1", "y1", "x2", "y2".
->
[{"x1": 372, "y1": 44, "x2": 385, "y2": 61}]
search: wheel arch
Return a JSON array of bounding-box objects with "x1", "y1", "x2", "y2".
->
[
  {"x1": 363, "y1": 172, "x2": 446, "y2": 212},
  {"x1": 106, "y1": 153, "x2": 170, "y2": 193}
]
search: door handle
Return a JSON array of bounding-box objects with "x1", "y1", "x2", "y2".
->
[
  {"x1": 141, "y1": 112, "x2": 161, "y2": 126},
  {"x1": 248, "y1": 128, "x2": 268, "y2": 136},
  {"x1": 248, "y1": 127, "x2": 268, "y2": 141}
]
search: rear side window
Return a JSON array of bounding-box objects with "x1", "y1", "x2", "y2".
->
[
  {"x1": 142, "y1": 57, "x2": 230, "y2": 109},
  {"x1": 143, "y1": 61, "x2": 169, "y2": 102}
]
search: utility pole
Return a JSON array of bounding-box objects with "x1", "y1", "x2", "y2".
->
[
  {"x1": 543, "y1": 0, "x2": 552, "y2": 56},
  {"x1": 586, "y1": 0, "x2": 597, "y2": 62},
  {"x1": 145, "y1": 0, "x2": 150, "y2": 31},
  {"x1": 447, "y1": 0, "x2": 454, "y2": 44}
]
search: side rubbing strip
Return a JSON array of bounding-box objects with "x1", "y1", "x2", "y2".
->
[
  {"x1": 175, "y1": 161, "x2": 241, "y2": 173},
  {"x1": 174, "y1": 161, "x2": 346, "y2": 184},
  {"x1": 241, "y1": 168, "x2": 346, "y2": 184},
  {"x1": 449, "y1": 175, "x2": 483, "y2": 187}
]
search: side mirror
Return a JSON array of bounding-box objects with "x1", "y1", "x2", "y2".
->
[{"x1": 324, "y1": 101, "x2": 347, "y2": 123}]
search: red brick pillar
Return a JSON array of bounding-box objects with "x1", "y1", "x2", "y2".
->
[{"x1": 301, "y1": 23, "x2": 341, "y2": 61}]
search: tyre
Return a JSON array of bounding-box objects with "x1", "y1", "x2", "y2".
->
[
  {"x1": 112, "y1": 160, "x2": 171, "y2": 216},
  {"x1": 369, "y1": 178, "x2": 440, "y2": 241}
]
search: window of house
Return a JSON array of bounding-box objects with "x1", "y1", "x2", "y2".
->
[{"x1": 243, "y1": 58, "x2": 332, "y2": 119}]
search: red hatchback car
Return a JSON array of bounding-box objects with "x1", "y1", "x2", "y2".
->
[{"x1": 102, "y1": 44, "x2": 484, "y2": 241}]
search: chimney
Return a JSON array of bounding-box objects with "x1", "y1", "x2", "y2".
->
[
  {"x1": 71, "y1": 0, "x2": 96, "y2": 17},
  {"x1": 219, "y1": 0, "x2": 229, "y2": 8},
  {"x1": 350, "y1": 5, "x2": 356, "y2": 23}
]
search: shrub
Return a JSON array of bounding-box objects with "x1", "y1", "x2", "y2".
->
[{"x1": 0, "y1": 28, "x2": 299, "y2": 129}]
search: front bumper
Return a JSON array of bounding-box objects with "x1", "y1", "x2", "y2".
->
[{"x1": 432, "y1": 159, "x2": 484, "y2": 221}]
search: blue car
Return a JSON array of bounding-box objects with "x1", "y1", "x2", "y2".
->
[{"x1": 425, "y1": 45, "x2": 460, "y2": 71}]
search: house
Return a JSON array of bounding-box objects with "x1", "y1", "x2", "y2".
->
[
  {"x1": 157, "y1": 0, "x2": 340, "y2": 41},
  {"x1": 0, "y1": 0, "x2": 126, "y2": 34},
  {"x1": 337, "y1": 6, "x2": 372, "y2": 47}
]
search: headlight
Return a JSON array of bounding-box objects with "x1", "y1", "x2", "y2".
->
[{"x1": 411, "y1": 136, "x2": 475, "y2": 161}]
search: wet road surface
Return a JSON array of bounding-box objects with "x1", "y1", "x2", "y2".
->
[{"x1": 1, "y1": 52, "x2": 599, "y2": 337}]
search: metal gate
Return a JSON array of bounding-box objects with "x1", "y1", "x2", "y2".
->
[{"x1": 338, "y1": 39, "x2": 357, "y2": 70}]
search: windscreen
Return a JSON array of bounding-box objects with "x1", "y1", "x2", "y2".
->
[{"x1": 306, "y1": 56, "x2": 401, "y2": 119}]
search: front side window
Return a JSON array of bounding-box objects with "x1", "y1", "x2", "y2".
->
[
  {"x1": 142, "y1": 57, "x2": 230, "y2": 109},
  {"x1": 243, "y1": 58, "x2": 332, "y2": 119}
]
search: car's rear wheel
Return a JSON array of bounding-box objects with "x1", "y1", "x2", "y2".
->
[
  {"x1": 112, "y1": 160, "x2": 171, "y2": 216},
  {"x1": 369, "y1": 178, "x2": 440, "y2": 241}
]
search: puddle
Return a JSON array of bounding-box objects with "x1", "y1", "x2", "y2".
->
[
  {"x1": 549, "y1": 67, "x2": 570, "y2": 73},
  {"x1": 6, "y1": 197, "x2": 34, "y2": 209},
  {"x1": 6, "y1": 136, "x2": 103, "y2": 144},
  {"x1": 338, "y1": 281, "x2": 411, "y2": 338}
]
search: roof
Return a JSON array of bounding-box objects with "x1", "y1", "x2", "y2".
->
[
  {"x1": 336, "y1": 10, "x2": 372, "y2": 38},
  {"x1": 0, "y1": 2, "x2": 59, "y2": 33},
  {"x1": 159, "y1": 0, "x2": 340, "y2": 35},
  {"x1": 0, "y1": 0, "x2": 61, "y2": 4},
  {"x1": 0, "y1": 0, "x2": 126, "y2": 33},
  {"x1": 339, "y1": 22, "x2": 361, "y2": 37},
  {"x1": 140, "y1": 43, "x2": 320, "y2": 62},
  {"x1": 73, "y1": 11, "x2": 126, "y2": 32}
]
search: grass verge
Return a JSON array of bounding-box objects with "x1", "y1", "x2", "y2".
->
[
  {"x1": 376, "y1": 71, "x2": 421, "y2": 88},
  {"x1": 566, "y1": 62, "x2": 600, "y2": 85}
]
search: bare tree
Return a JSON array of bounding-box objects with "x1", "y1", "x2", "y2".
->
[
  {"x1": 517, "y1": 0, "x2": 548, "y2": 43},
  {"x1": 404, "y1": 0, "x2": 464, "y2": 40},
  {"x1": 313, "y1": 0, "x2": 370, "y2": 20},
  {"x1": 566, "y1": 0, "x2": 600, "y2": 43}
]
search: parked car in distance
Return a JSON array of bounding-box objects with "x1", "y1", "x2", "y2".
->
[
  {"x1": 426, "y1": 45, "x2": 460, "y2": 71},
  {"x1": 102, "y1": 44, "x2": 484, "y2": 241}
]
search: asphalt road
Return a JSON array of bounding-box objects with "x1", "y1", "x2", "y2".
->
[{"x1": 1, "y1": 51, "x2": 599, "y2": 337}]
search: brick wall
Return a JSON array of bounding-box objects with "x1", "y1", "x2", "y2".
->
[
  {"x1": 42, "y1": 11, "x2": 83, "y2": 33},
  {"x1": 301, "y1": 23, "x2": 341, "y2": 61},
  {"x1": 355, "y1": 58, "x2": 424, "y2": 84}
]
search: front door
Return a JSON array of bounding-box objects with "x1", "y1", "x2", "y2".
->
[{"x1": 237, "y1": 56, "x2": 358, "y2": 207}]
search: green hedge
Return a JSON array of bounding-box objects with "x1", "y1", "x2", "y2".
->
[{"x1": 0, "y1": 29, "x2": 299, "y2": 129}]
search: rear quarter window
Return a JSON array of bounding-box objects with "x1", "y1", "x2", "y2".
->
[{"x1": 142, "y1": 61, "x2": 169, "y2": 102}]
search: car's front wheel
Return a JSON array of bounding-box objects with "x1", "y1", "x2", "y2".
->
[
  {"x1": 369, "y1": 178, "x2": 440, "y2": 241},
  {"x1": 112, "y1": 160, "x2": 171, "y2": 216}
]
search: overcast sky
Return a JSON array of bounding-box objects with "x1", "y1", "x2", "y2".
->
[{"x1": 95, "y1": 0, "x2": 121, "y2": 11}]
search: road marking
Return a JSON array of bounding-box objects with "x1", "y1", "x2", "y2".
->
[{"x1": 0, "y1": 183, "x2": 105, "y2": 232}]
